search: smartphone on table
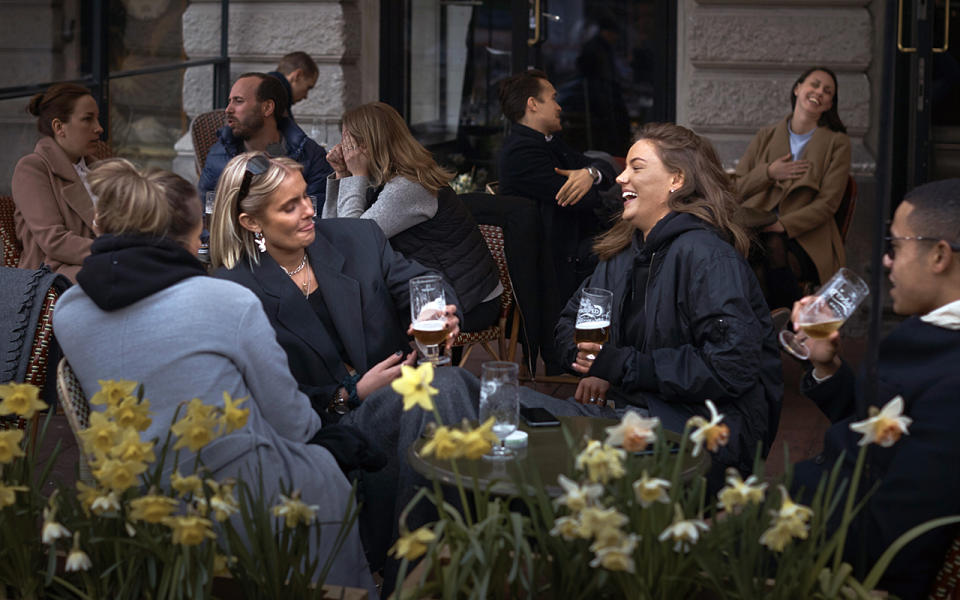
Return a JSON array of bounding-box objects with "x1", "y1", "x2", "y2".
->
[{"x1": 520, "y1": 406, "x2": 560, "y2": 427}]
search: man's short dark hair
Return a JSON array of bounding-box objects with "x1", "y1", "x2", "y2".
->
[
  {"x1": 237, "y1": 72, "x2": 290, "y2": 121},
  {"x1": 904, "y1": 178, "x2": 960, "y2": 245},
  {"x1": 275, "y1": 51, "x2": 319, "y2": 79},
  {"x1": 498, "y1": 69, "x2": 549, "y2": 123}
]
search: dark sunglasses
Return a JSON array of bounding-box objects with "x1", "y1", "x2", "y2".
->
[
  {"x1": 236, "y1": 154, "x2": 271, "y2": 210},
  {"x1": 884, "y1": 235, "x2": 960, "y2": 259}
]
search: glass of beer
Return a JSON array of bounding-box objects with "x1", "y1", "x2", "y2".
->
[
  {"x1": 575, "y1": 288, "x2": 614, "y2": 351},
  {"x1": 409, "y1": 275, "x2": 451, "y2": 365},
  {"x1": 479, "y1": 361, "x2": 520, "y2": 460},
  {"x1": 779, "y1": 267, "x2": 869, "y2": 360}
]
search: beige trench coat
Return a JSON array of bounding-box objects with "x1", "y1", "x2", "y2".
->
[
  {"x1": 733, "y1": 116, "x2": 851, "y2": 284},
  {"x1": 12, "y1": 136, "x2": 97, "y2": 282}
]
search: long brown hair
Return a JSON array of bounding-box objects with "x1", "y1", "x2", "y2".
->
[
  {"x1": 594, "y1": 123, "x2": 749, "y2": 260},
  {"x1": 341, "y1": 102, "x2": 453, "y2": 193}
]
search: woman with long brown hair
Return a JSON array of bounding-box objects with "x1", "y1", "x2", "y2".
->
[
  {"x1": 554, "y1": 123, "x2": 782, "y2": 483},
  {"x1": 321, "y1": 101, "x2": 501, "y2": 332}
]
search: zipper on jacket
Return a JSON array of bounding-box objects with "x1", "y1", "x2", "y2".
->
[{"x1": 640, "y1": 251, "x2": 656, "y2": 352}]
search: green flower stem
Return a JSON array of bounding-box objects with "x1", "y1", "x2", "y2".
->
[
  {"x1": 448, "y1": 459, "x2": 474, "y2": 528},
  {"x1": 833, "y1": 444, "x2": 867, "y2": 570}
]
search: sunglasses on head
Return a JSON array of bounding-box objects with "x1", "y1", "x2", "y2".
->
[
  {"x1": 884, "y1": 235, "x2": 960, "y2": 259},
  {"x1": 236, "y1": 154, "x2": 271, "y2": 209}
]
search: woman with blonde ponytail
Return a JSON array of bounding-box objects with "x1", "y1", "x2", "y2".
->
[
  {"x1": 552, "y1": 123, "x2": 782, "y2": 488},
  {"x1": 52, "y1": 159, "x2": 379, "y2": 597}
]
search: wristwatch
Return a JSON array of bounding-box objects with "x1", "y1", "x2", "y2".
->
[
  {"x1": 585, "y1": 165, "x2": 600, "y2": 183},
  {"x1": 328, "y1": 387, "x2": 350, "y2": 415}
]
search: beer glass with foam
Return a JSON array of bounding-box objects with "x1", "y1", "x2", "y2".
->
[
  {"x1": 575, "y1": 288, "x2": 614, "y2": 349},
  {"x1": 409, "y1": 275, "x2": 451, "y2": 365},
  {"x1": 779, "y1": 267, "x2": 869, "y2": 360}
]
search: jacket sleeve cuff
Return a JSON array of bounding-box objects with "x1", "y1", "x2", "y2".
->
[{"x1": 587, "y1": 345, "x2": 655, "y2": 390}]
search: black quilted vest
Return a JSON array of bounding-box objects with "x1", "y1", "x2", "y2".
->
[{"x1": 386, "y1": 187, "x2": 499, "y2": 314}]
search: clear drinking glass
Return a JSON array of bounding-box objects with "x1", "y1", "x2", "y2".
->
[
  {"x1": 203, "y1": 191, "x2": 216, "y2": 230},
  {"x1": 779, "y1": 267, "x2": 870, "y2": 360},
  {"x1": 479, "y1": 361, "x2": 520, "y2": 460},
  {"x1": 575, "y1": 288, "x2": 614, "y2": 358},
  {"x1": 409, "y1": 275, "x2": 451, "y2": 366}
]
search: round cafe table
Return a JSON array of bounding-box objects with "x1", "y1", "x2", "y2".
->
[{"x1": 407, "y1": 416, "x2": 710, "y2": 497}]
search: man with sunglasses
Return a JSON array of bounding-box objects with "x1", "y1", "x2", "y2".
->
[
  {"x1": 791, "y1": 178, "x2": 960, "y2": 599},
  {"x1": 198, "y1": 72, "x2": 331, "y2": 208}
]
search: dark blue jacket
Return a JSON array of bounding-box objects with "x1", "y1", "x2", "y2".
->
[{"x1": 197, "y1": 116, "x2": 331, "y2": 209}]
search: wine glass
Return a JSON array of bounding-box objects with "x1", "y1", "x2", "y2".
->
[
  {"x1": 575, "y1": 288, "x2": 613, "y2": 358},
  {"x1": 479, "y1": 361, "x2": 520, "y2": 460},
  {"x1": 409, "y1": 275, "x2": 451, "y2": 366},
  {"x1": 779, "y1": 267, "x2": 869, "y2": 360}
]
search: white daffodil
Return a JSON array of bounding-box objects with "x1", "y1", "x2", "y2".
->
[
  {"x1": 849, "y1": 395, "x2": 913, "y2": 447},
  {"x1": 604, "y1": 411, "x2": 660, "y2": 452},
  {"x1": 41, "y1": 506, "x2": 70, "y2": 545},
  {"x1": 65, "y1": 535, "x2": 92, "y2": 572},
  {"x1": 717, "y1": 468, "x2": 767, "y2": 512},
  {"x1": 687, "y1": 400, "x2": 730, "y2": 457},
  {"x1": 632, "y1": 471, "x2": 671, "y2": 508},
  {"x1": 553, "y1": 474, "x2": 604, "y2": 513},
  {"x1": 90, "y1": 491, "x2": 121, "y2": 515},
  {"x1": 589, "y1": 533, "x2": 639, "y2": 573},
  {"x1": 658, "y1": 504, "x2": 709, "y2": 553}
]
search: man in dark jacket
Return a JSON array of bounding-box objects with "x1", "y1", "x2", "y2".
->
[
  {"x1": 793, "y1": 179, "x2": 960, "y2": 599},
  {"x1": 198, "y1": 73, "x2": 331, "y2": 206}
]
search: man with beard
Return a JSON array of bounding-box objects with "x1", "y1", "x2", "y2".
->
[{"x1": 199, "y1": 73, "x2": 331, "y2": 207}]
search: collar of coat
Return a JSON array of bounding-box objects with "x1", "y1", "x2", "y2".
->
[{"x1": 921, "y1": 298, "x2": 960, "y2": 330}]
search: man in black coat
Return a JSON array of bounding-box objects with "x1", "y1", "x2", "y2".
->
[{"x1": 793, "y1": 179, "x2": 960, "y2": 599}]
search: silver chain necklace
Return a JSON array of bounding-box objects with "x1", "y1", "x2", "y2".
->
[{"x1": 281, "y1": 253, "x2": 308, "y2": 277}]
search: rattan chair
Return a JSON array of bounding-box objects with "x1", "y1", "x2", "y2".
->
[
  {"x1": 55, "y1": 358, "x2": 93, "y2": 483},
  {"x1": 452, "y1": 224, "x2": 520, "y2": 366},
  {"x1": 191, "y1": 109, "x2": 227, "y2": 175},
  {"x1": 0, "y1": 195, "x2": 21, "y2": 268}
]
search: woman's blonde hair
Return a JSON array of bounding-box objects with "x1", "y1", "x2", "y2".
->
[
  {"x1": 342, "y1": 102, "x2": 453, "y2": 193},
  {"x1": 87, "y1": 158, "x2": 200, "y2": 246},
  {"x1": 208, "y1": 152, "x2": 302, "y2": 269},
  {"x1": 594, "y1": 123, "x2": 750, "y2": 260}
]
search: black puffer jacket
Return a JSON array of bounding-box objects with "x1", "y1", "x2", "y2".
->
[{"x1": 555, "y1": 212, "x2": 782, "y2": 473}]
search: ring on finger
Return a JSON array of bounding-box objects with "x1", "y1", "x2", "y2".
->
[
  {"x1": 585, "y1": 353, "x2": 596, "y2": 361},
  {"x1": 589, "y1": 397, "x2": 596, "y2": 404}
]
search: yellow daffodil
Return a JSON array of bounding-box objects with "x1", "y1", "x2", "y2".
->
[
  {"x1": 90, "y1": 491, "x2": 121, "y2": 515},
  {"x1": 0, "y1": 382, "x2": 47, "y2": 419},
  {"x1": 0, "y1": 429, "x2": 26, "y2": 464},
  {"x1": 107, "y1": 396, "x2": 152, "y2": 432},
  {"x1": 549, "y1": 515, "x2": 581, "y2": 540},
  {"x1": 589, "y1": 533, "x2": 638, "y2": 573},
  {"x1": 206, "y1": 481, "x2": 239, "y2": 522},
  {"x1": 604, "y1": 411, "x2": 660, "y2": 452},
  {"x1": 575, "y1": 440, "x2": 626, "y2": 484},
  {"x1": 554, "y1": 474, "x2": 604, "y2": 513},
  {"x1": 632, "y1": 470, "x2": 671, "y2": 508},
  {"x1": 213, "y1": 553, "x2": 236, "y2": 577},
  {"x1": 389, "y1": 526, "x2": 436, "y2": 561},
  {"x1": 272, "y1": 492, "x2": 319, "y2": 528},
  {"x1": 717, "y1": 468, "x2": 767, "y2": 513},
  {"x1": 79, "y1": 411, "x2": 122, "y2": 457},
  {"x1": 171, "y1": 399, "x2": 221, "y2": 452},
  {"x1": 687, "y1": 400, "x2": 730, "y2": 457},
  {"x1": 110, "y1": 428, "x2": 155, "y2": 464},
  {"x1": 419, "y1": 425, "x2": 465, "y2": 460},
  {"x1": 170, "y1": 471, "x2": 204, "y2": 497},
  {"x1": 849, "y1": 395, "x2": 913, "y2": 447},
  {"x1": 163, "y1": 515, "x2": 216, "y2": 546},
  {"x1": 221, "y1": 392, "x2": 250, "y2": 433},
  {"x1": 41, "y1": 505, "x2": 70, "y2": 544},
  {"x1": 0, "y1": 481, "x2": 28, "y2": 508},
  {"x1": 657, "y1": 504, "x2": 709, "y2": 553},
  {"x1": 75, "y1": 481, "x2": 99, "y2": 513},
  {"x1": 93, "y1": 458, "x2": 147, "y2": 493},
  {"x1": 90, "y1": 379, "x2": 138, "y2": 408},
  {"x1": 129, "y1": 494, "x2": 178, "y2": 523},
  {"x1": 392, "y1": 363, "x2": 438, "y2": 412},
  {"x1": 578, "y1": 506, "x2": 628, "y2": 541},
  {"x1": 759, "y1": 485, "x2": 813, "y2": 552},
  {"x1": 65, "y1": 535, "x2": 92, "y2": 572},
  {"x1": 459, "y1": 417, "x2": 499, "y2": 459}
]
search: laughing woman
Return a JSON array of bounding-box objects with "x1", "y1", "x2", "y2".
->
[
  {"x1": 733, "y1": 66, "x2": 851, "y2": 309},
  {"x1": 553, "y1": 123, "x2": 782, "y2": 484},
  {"x1": 12, "y1": 83, "x2": 104, "y2": 281}
]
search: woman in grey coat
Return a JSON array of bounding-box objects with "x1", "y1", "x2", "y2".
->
[{"x1": 51, "y1": 158, "x2": 379, "y2": 598}]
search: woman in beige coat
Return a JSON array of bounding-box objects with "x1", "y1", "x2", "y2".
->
[
  {"x1": 733, "y1": 66, "x2": 851, "y2": 309},
  {"x1": 12, "y1": 83, "x2": 103, "y2": 282}
]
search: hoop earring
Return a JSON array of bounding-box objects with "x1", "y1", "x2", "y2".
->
[{"x1": 254, "y1": 231, "x2": 266, "y2": 253}]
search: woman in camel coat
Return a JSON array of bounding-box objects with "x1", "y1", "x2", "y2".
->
[
  {"x1": 12, "y1": 83, "x2": 103, "y2": 282},
  {"x1": 734, "y1": 67, "x2": 851, "y2": 308}
]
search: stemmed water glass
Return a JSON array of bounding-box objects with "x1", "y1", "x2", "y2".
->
[
  {"x1": 409, "y1": 275, "x2": 451, "y2": 365},
  {"x1": 479, "y1": 361, "x2": 520, "y2": 460},
  {"x1": 779, "y1": 267, "x2": 870, "y2": 360}
]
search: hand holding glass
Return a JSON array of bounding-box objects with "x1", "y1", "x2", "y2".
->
[
  {"x1": 779, "y1": 267, "x2": 869, "y2": 360},
  {"x1": 409, "y1": 275, "x2": 451, "y2": 365},
  {"x1": 479, "y1": 361, "x2": 520, "y2": 460},
  {"x1": 575, "y1": 288, "x2": 613, "y2": 358}
]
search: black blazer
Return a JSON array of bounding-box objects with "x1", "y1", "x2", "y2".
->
[{"x1": 215, "y1": 219, "x2": 458, "y2": 412}]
